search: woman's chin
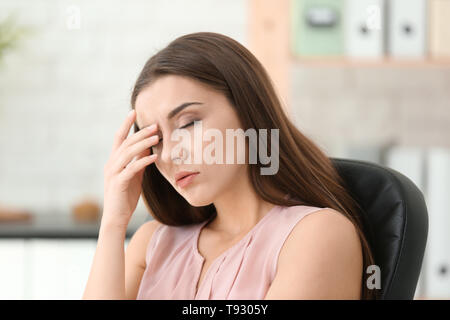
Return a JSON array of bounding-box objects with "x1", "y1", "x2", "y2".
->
[
  {"x1": 185, "y1": 198, "x2": 211, "y2": 207},
  {"x1": 181, "y1": 191, "x2": 213, "y2": 207}
]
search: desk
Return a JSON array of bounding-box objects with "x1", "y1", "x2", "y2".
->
[{"x1": 0, "y1": 212, "x2": 144, "y2": 299}]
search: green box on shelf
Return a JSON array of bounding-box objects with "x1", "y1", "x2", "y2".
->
[{"x1": 291, "y1": 0, "x2": 345, "y2": 57}]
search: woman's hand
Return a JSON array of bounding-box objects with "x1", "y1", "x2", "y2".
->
[{"x1": 102, "y1": 109, "x2": 159, "y2": 228}]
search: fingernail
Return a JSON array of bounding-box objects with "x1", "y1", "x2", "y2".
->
[
  {"x1": 128, "y1": 110, "x2": 135, "y2": 117},
  {"x1": 147, "y1": 124, "x2": 157, "y2": 131}
]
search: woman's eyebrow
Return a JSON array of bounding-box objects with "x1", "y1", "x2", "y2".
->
[
  {"x1": 137, "y1": 101, "x2": 203, "y2": 130},
  {"x1": 167, "y1": 102, "x2": 203, "y2": 120}
]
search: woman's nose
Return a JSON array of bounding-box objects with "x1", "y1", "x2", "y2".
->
[{"x1": 160, "y1": 137, "x2": 190, "y2": 165}]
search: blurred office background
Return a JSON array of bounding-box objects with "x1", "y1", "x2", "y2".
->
[{"x1": 0, "y1": 0, "x2": 448, "y2": 299}]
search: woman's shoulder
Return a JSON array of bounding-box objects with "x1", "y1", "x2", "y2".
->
[
  {"x1": 279, "y1": 205, "x2": 361, "y2": 265},
  {"x1": 136, "y1": 219, "x2": 164, "y2": 237},
  {"x1": 267, "y1": 205, "x2": 363, "y2": 299},
  {"x1": 280, "y1": 195, "x2": 346, "y2": 221},
  {"x1": 128, "y1": 219, "x2": 163, "y2": 253},
  {"x1": 136, "y1": 218, "x2": 199, "y2": 236},
  {"x1": 283, "y1": 205, "x2": 355, "y2": 232},
  {"x1": 278, "y1": 204, "x2": 344, "y2": 223},
  {"x1": 283, "y1": 204, "x2": 332, "y2": 215}
]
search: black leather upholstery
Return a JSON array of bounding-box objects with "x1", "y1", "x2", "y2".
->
[{"x1": 330, "y1": 158, "x2": 429, "y2": 300}]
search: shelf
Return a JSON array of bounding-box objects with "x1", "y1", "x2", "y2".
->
[
  {"x1": 0, "y1": 212, "x2": 140, "y2": 239},
  {"x1": 291, "y1": 55, "x2": 450, "y2": 67}
]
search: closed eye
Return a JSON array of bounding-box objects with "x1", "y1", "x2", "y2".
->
[
  {"x1": 152, "y1": 120, "x2": 197, "y2": 151},
  {"x1": 179, "y1": 121, "x2": 195, "y2": 129}
]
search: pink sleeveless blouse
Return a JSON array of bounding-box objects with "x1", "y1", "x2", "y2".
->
[{"x1": 136, "y1": 204, "x2": 327, "y2": 299}]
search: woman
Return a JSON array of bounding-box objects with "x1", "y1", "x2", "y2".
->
[{"x1": 83, "y1": 32, "x2": 380, "y2": 300}]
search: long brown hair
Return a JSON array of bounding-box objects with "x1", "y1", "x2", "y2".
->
[{"x1": 130, "y1": 32, "x2": 380, "y2": 300}]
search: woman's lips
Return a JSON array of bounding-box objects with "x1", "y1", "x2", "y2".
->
[{"x1": 176, "y1": 172, "x2": 199, "y2": 188}]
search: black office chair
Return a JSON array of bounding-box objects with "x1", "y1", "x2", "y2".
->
[{"x1": 330, "y1": 158, "x2": 429, "y2": 300}]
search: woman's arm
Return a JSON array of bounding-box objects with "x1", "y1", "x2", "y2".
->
[
  {"x1": 264, "y1": 209, "x2": 363, "y2": 299},
  {"x1": 82, "y1": 218, "x2": 128, "y2": 299},
  {"x1": 82, "y1": 109, "x2": 160, "y2": 299},
  {"x1": 124, "y1": 219, "x2": 161, "y2": 299},
  {"x1": 82, "y1": 218, "x2": 161, "y2": 300}
]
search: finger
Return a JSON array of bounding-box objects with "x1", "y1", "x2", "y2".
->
[
  {"x1": 121, "y1": 154, "x2": 158, "y2": 180},
  {"x1": 126, "y1": 142, "x2": 151, "y2": 168},
  {"x1": 113, "y1": 135, "x2": 160, "y2": 174},
  {"x1": 116, "y1": 123, "x2": 158, "y2": 156},
  {"x1": 135, "y1": 142, "x2": 151, "y2": 160},
  {"x1": 112, "y1": 109, "x2": 136, "y2": 152}
]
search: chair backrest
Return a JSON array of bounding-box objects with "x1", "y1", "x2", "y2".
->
[{"x1": 330, "y1": 158, "x2": 429, "y2": 299}]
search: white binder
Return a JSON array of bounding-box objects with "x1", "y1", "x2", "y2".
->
[
  {"x1": 385, "y1": 146, "x2": 427, "y2": 299},
  {"x1": 385, "y1": 146, "x2": 425, "y2": 190},
  {"x1": 424, "y1": 147, "x2": 450, "y2": 299},
  {"x1": 388, "y1": 0, "x2": 427, "y2": 58},
  {"x1": 430, "y1": 0, "x2": 450, "y2": 57},
  {"x1": 345, "y1": 0, "x2": 385, "y2": 58}
]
